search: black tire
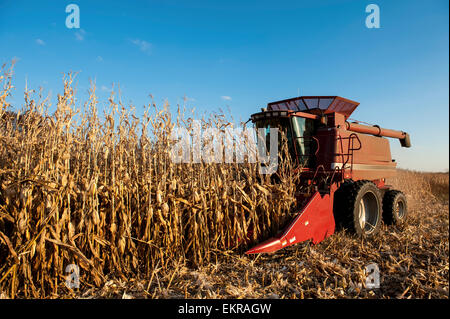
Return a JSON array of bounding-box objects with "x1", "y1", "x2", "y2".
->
[
  {"x1": 382, "y1": 190, "x2": 407, "y2": 225},
  {"x1": 333, "y1": 180, "x2": 383, "y2": 237}
]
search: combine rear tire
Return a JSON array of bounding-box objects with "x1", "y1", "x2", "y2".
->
[
  {"x1": 334, "y1": 180, "x2": 382, "y2": 237},
  {"x1": 382, "y1": 190, "x2": 407, "y2": 225}
]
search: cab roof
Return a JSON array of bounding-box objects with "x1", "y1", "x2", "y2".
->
[{"x1": 267, "y1": 96, "x2": 360, "y2": 119}]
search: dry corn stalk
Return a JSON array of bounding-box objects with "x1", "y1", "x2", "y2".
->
[{"x1": 0, "y1": 63, "x2": 297, "y2": 298}]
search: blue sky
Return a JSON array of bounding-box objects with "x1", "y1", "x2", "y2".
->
[{"x1": 0, "y1": 0, "x2": 448, "y2": 171}]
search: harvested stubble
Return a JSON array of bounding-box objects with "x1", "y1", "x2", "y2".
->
[{"x1": 0, "y1": 64, "x2": 298, "y2": 298}]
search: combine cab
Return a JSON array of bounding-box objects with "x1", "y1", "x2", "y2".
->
[{"x1": 246, "y1": 96, "x2": 411, "y2": 254}]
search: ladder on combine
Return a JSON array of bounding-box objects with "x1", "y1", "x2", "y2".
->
[{"x1": 336, "y1": 133, "x2": 361, "y2": 179}]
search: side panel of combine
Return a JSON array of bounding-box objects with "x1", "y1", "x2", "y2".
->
[
  {"x1": 313, "y1": 126, "x2": 396, "y2": 180},
  {"x1": 351, "y1": 133, "x2": 396, "y2": 180},
  {"x1": 336, "y1": 129, "x2": 397, "y2": 180}
]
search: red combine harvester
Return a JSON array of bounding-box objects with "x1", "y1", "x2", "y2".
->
[{"x1": 246, "y1": 96, "x2": 411, "y2": 254}]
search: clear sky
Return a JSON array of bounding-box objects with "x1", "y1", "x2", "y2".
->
[{"x1": 0, "y1": 0, "x2": 448, "y2": 171}]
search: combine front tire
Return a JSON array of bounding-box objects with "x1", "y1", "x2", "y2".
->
[
  {"x1": 382, "y1": 190, "x2": 407, "y2": 225},
  {"x1": 334, "y1": 180, "x2": 383, "y2": 237}
]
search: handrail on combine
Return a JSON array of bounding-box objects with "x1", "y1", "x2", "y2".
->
[
  {"x1": 335, "y1": 134, "x2": 361, "y2": 175},
  {"x1": 312, "y1": 164, "x2": 326, "y2": 183},
  {"x1": 346, "y1": 133, "x2": 362, "y2": 173},
  {"x1": 329, "y1": 166, "x2": 342, "y2": 184}
]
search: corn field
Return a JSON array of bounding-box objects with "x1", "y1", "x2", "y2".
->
[
  {"x1": 1, "y1": 63, "x2": 447, "y2": 299},
  {"x1": 0, "y1": 63, "x2": 299, "y2": 298}
]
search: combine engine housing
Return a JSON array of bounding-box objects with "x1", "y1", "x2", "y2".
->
[{"x1": 316, "y1": 113, "x2": 397, "y2": 181}]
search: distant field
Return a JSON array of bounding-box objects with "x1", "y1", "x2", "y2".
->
[{"x1": 0, "y1": 65, "x2": 448, "y2": 299}]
